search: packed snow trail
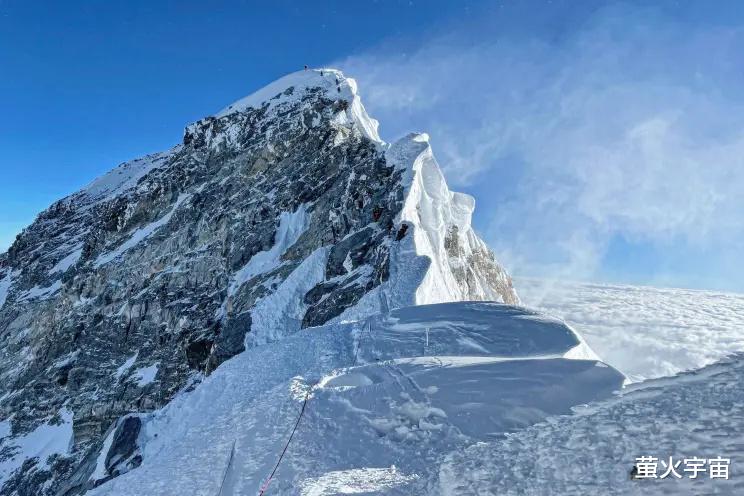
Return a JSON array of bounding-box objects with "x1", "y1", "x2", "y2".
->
[
  {"x1": 259, "y1": 313, "x2": 381, "y2": 495},
  {"x1": 88, "y1": 302, "x2": 622, "y2": 495}
]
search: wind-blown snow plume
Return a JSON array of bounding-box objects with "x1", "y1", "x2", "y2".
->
[{"x1": 337, "y1": 2, "x2": 744, "y2": 289}]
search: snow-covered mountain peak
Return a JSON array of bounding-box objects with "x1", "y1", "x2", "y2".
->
[
  {"x1": 0, "y1": 68, "x2": 520, "y2": 494},
  {"x1": 217, "y1": 68, "x2": 349, "y2": 116},
  {"x1": 214, "y1": 68, "x2": 381, "y2": 143}
]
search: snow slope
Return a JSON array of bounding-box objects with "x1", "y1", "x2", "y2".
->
[
  {"x1": 227, "y1": 205, "x2": 310, "y2": 300},
  {"x1": 0, "y1": 408, "x2": 73, "y2": 481},
  {"x1": 88, "y1": 302, "x2": 622, "y2": 495},
  {"x1": 79, "y1": 151, "x2": 172, "y2": 207},
  {"x1": 441, "y1": 353, "x2": 744, "y2": 495},
  {"x1": 94, "y1": 193, "x2": 191, "y2": 267},
  {"x1": 517, "y1": 278, "x2": 744, "y2": 382},
  {"x1": 48, "y1": 246, "x2": 83, "y2": 275},
  {"x1": 0, "y1": 269, "x2": 13, "y2": 310}
]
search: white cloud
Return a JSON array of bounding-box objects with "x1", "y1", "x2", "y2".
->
[{"x1": 335, "y1": 4, "x2": 744, "y2": 289}]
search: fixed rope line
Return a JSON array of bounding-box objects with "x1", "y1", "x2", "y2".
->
[
  {"x1": 352, "y1": 318, "x2": 369, "y2": 365},
  {"x1": 258, "y1": 387, "x2": 312, "y2": 495},
  {"x1": 259, "y1": 310, "x2": 378, "y2": 494},
  {"x1": 216, "y1": 439, "x2": 237, "y2": 496}
]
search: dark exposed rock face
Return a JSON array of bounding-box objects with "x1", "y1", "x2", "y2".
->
[
  {"x1": 0, "y1": 69, "x2": 517, "y2": 494},
  {"x1": 103, "y1": 416, "x2": 142, "y2": 478}
]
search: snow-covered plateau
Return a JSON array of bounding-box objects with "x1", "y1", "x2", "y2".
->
[{"x1": 0, "y1": 68, "x2": 741, "y2": 495}]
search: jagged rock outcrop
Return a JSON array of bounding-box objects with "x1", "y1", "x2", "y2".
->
[{"x1": 0, "y1": 69, "x2": 517, "y2": 494}]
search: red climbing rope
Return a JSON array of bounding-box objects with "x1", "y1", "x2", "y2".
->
[{"x1": 258, "y1": 389, "x2": 312, "y2": 495}]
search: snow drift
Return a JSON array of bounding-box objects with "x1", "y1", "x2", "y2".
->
[{"x1": 88, "y1": 302, "x2": 623, "y2": 495}]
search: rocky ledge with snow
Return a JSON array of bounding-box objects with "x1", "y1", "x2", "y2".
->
[{"x1": 0, "y1": 69, "x2": 524, "y2": 494}]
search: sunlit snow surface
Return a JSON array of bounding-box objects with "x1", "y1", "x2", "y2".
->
[
  {"x1": 0, "y1": 408, "x2": 73, "y2": 480},
  {"x1": 444, "y1": 278, "x2": 744, "y2": 495},
  {"x1": 216, "y1": 69, "x2": 381, "y2": 143},
  {"x1": 88, "y1": 302, "x2": 621, "y2": 496},
  {"x1": 440, "y1": 355, "x2": 744, "y2": 495},
  {"x1": 88, "y1": 281, "x2": 744, "y2": 495},
  {"x1": 298, "y1": 467, "x2": 419, "y2": 495},
  {"x1": 0, "y1": 269, "x2": 14, "y2": 310},
  {"x1": 517, "y1": 278, "x2": 744, "y2": 382}
]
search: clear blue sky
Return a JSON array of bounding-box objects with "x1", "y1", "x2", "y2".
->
[{"x1": 2, "y1": 1, "x2": 744, "y2": 292}]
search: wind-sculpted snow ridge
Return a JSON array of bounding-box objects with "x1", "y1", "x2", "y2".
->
[
  {"x1": 440, "y1": 353, "x2": 744, "y2": 495},
  {"x1": 87, "y1": 302, "x2": 623, "y2": 496},
  {"x1": 0, "y1": 69, "x2": 517, "y2": 494},
  {"x1": 517, "y1": 278, "x2": 744, "y2": 382}
]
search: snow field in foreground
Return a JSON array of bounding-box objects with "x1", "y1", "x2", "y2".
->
[
  {"x1": 441, "y1": 353, "x2": 744, "y2": 495},
  {"x1": 89, "y1": 302, "x2": 622, "y2": 495}
]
